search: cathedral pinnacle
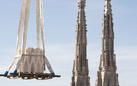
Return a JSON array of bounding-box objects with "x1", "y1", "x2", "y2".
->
[
  {"x1": 71, "y1": 0, "x2": 90, "y2": 86},
  {"x1": 95, "y1": 0, "x2": 119, "y2": 86}
]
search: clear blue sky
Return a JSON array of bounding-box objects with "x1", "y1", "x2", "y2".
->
[{"x1": 0, "y1": 0, "x2": 137, "y2": 86}]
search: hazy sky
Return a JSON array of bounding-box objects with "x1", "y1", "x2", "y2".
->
[{"x1": 0, "y1": 0, "x2": 137, "y2": 86}]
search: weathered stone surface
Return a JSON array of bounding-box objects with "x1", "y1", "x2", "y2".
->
[
  {"x1": 71, "y1": 0, "x2": 90, "y2": 86},
  {"x1": 18, "y1": 47, "x2": 45, "y2": 73},
  {"x1": 95, "y1": 0, "x2": 119, "y2": 86}
]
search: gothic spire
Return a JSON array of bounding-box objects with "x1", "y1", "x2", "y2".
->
[
  {"x1": 95, "y1": 0, "x2": 119, "y2": 86},
  {"x1": 71, "y1": 0, "x2": 90, "y2": 86},
  {"x1": 101, "y1": 0, "x2": 115, "y2": 68}
]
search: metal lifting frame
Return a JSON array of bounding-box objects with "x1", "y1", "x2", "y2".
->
[{"x1": 4, "y1": 0, "x2": 55, "y2": 77}]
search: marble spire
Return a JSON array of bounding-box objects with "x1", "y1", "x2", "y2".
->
[
  {"x1": 71, "y1": 0, "x2": 90, "y2": 86},
  {"x1": 95, "y1": 0, "x2": 119, "y2": 86}
]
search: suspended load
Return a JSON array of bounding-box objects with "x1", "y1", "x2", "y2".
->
[{"x1": 0, "y1": 0, "x2": 60, "y2": 80}]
